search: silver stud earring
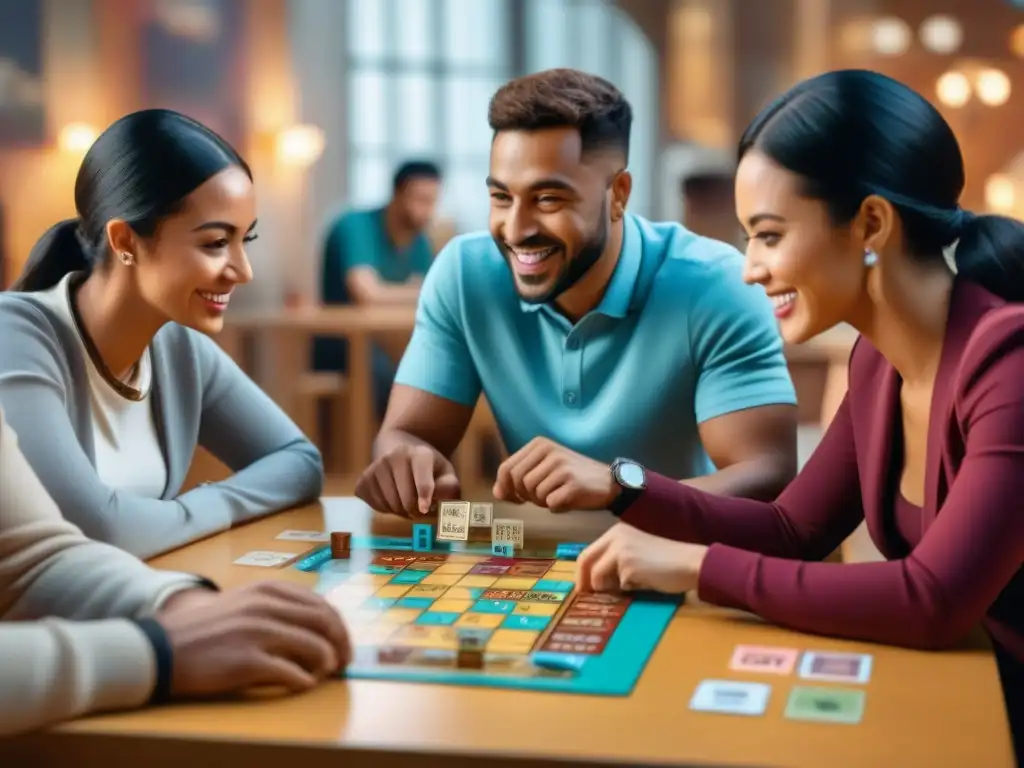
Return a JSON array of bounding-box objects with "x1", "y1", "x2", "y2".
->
[{"x1": 863, "y1": 248, "x2": 878, "y2": 267}]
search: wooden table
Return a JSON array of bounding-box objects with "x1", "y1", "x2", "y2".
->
[{"x1": 4, "y1": 499, "x2": 1013, "y2": 767}]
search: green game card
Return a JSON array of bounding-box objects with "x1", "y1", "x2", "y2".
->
[{"x1": 784, "y1": 686, "x2": 865, "y2": 724}]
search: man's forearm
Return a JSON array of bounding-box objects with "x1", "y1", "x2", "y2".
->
[
  {"x1": 373, "y1": 427, "x2": 444, "y2": 459},
  {"x1": 679, "y1": 455, "x2": 795, "y2": 500}
]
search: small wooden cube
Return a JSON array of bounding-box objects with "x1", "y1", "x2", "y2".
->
[
  {"x1": 412, "y1": 524, "x2": 434, "y2": 551},
  {"x1": 331, "y1": 532, "x2": 351, "y2": 559},
  {"x1": 456, "y1": 649, "x2": 485, "y2": 669},
  {"x1": 492, "y1": 542, "x2": 514, "y2": 556}
]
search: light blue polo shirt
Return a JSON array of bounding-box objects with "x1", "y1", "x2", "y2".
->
[{"x1": 394, "y1": 214, "x2": 795, "y2": 480}]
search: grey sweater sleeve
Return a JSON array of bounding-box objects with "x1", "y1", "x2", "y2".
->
[
  {"x1": 0, "y1": 303, "x2": 322, "y2": 559},
  {"x1": 0, "y1": 410, "x2": 209, "y2": 736}
]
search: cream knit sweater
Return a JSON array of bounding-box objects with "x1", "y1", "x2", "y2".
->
[{"x1": 0, "y1": 409, "x2": 204, "y2": 736}]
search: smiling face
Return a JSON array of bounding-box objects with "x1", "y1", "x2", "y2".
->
[
  {"x1": 734, "y1": 150, "x2": 867, "y2": 344},
  {"x1": 129, "y1": 166, "x2": 257, "y2": 335},
  {"x1": 487, "y1": 127, "x2": 616, "y2": 304}
]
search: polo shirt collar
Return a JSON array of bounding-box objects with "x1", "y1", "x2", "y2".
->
[{"x1": 518, "y1": 214, "x2": 643, "y2": 318}]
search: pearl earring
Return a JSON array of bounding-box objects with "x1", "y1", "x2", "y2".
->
[
  {"x1": 863, "y1": 248, "x2": 878, "y2": 267},
  {"x1": 120, "y1": 252, "x2": 133, "y2": 265}
]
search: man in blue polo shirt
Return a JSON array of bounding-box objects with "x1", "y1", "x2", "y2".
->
[{"x1": 354, "y1": 69, "x2": 797, "y2": 518}]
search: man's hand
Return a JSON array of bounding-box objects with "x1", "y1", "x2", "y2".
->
[
  {"x1": 355, "y1": 443, "x2": 461, "y2": 517},
  {"x1": 493, "y1": 437, "x2": 618, "y2": 512},
  {"x1": 157, "y1": 581, "x2": 351, "y2": 698}
]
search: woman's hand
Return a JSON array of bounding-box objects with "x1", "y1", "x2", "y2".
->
[{"x1": 577, "y1": 523, "x2": 708, "y2": 595}]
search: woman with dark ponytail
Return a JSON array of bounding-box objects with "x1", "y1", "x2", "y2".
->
[
  {"x1": 551, "y1": 70, "x2": 1024, "y2": 756},
  {"x1": 0, "y1": 109, "x2": 323, "y2": 559}
]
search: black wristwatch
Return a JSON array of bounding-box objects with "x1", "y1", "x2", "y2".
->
[{"x1": 608, "y1": 458, "x2": 647, "y2": 516}]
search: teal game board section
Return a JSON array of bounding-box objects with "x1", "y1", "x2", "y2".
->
[{"x1": 307, "y1": 536, "x2": 680, "y2": 696}]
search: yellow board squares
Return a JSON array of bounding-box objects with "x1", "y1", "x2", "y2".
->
[{"x1": 329, "y1": 550, "x2": 580, "y2": 660}]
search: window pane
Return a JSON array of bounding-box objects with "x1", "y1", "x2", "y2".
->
[
  {"x1": 395, "y1": 74, "x2": 437, "y2": 154},
  {"x1": 618, "y1": 13, "x2": 657, "y2": 217},
  {"x1": 440, "y1": 162, "x2": 490, "y2": 231},
  {"x1": 574, "y1": 2, "x2": 614, "y2": 79},
  {"x1": 346, "y1": 0, "x2": 387, "y2": 61},
  {"x1": 394, "y1": 0, "x2": 435, "y2": 64},
  {"x1": 442, "y1": 0, "x2": 508, "y2": 67},
  {"x1": 348, "y1": 69, "x2": 389, "y2": 149},
  {"x1": 443, "y1": 77, "x2": 502, "y2": 156},
  {"x1": 349, "y1": 153, "x2": 393, "y2": 207},
  {"x1": 524, "y1": 0, "x2": 570, "y2": 73}
]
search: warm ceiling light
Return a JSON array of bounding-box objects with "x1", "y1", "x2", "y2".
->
[
  {"x1": 870, "y1": 17, "x2": 912, "y2": 56},
  {"x1": 936, "y1": 71, "x2": 971, "y2": 108},
  {"x1": 985, "y1": 174, "x2": 1016, "y2": 213},
  {"x1": 275, "y1": 124, "x2": 325, "y2": 167},
  {"x1": 919, "y1": 15, "x2": 962, "y2": 55},
  {"x1": 976, "y1": 68, "x2": 1011, "y2": 106},
  {"x1": 58, "y1": 122, "x2": 98, "y2": 153}
]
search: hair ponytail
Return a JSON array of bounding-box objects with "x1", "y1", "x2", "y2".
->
[
  {"x1": 12, "y1": 219, "x2": 93, "y2": 293},
  {"x1": 950, "y1": 213, "x2": 1024, "y2": 302}
]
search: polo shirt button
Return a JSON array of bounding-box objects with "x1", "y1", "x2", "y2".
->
[
  {"x1": 564, "y1": 392, "x2": 577, "y2": 405},
  {"x1": 567, "y1": 338, "x2": 579, "y2": 350}
]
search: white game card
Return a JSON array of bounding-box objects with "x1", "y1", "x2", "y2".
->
[
  {"x1": 275, "y1": 529, "x2": 330, "y2": 542},
  {"x1": 232, "y1": 550, "x2": 298, "y2": 567},
  {"x1": 437, "y1": 501, "x2": 471, "y2": 541},
  {"x1": 470, "y1": 502, "x2": 494, "y2": 527},
  {"x1": 491, "y1": 518, "x2": 524, "y2": 549}
]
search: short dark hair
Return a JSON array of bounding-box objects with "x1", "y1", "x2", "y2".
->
[
  {"x1": 488, "y1": 68, "x2": 632, "y2": 161},
  {"x1": 15, "y1": 109, "x2": 249, "y2": 293},
  {"x1": 740, "y1": 69, "x2": 1024, "y2": 302},
  {"x1": 393, "y1": 160, "x2": 442, "y2": 192}
]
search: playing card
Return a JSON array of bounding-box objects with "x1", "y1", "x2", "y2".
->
[
  {"x1": 784, "y1": 686, "x2": 866, "y2": 724},
  {"x1": 492, "y1": 518, "x2": 524, "y2": 548},
  {"x1": 437, "y1": 501, "x2": 471, "y2": 541},
  {"x1": 233, "y1": 550, "x2": 298, "y2": 567},
  {"x1": 689, "y1": 679, "x2": 771, "y2": 716},
  {"x1": 798, "y1": 651, "x2": 873, "y2": 683},
  {"x1": 275, "y1": 529, "x2": 330, "y2": 542},
  {"x1": 470, "y1": 502, "x2": 494, "y2": 526},
  {"x1": 729, "y1": 644, "x2": 799, "y2": 675}
]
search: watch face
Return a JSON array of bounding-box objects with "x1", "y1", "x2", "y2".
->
[{"x1": 617, "y1": 461, "x2": 645, "y2": 489}]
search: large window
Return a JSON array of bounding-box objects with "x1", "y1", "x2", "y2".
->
[{"x1": 344, "y1": 0, "x2": 657, "y2": 231}]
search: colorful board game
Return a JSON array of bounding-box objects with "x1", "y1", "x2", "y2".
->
[{"x1": 296, "y1": 534, "x2": 680, "y2": 696}]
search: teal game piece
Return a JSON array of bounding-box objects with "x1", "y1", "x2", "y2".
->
[
  {"x1": 556, "y1": 542, "x2": 586, "y2": 560},
  {"x1": 492, "y1": 541, "x2": 514, "y2": 556},
  {"x1": 413, "y1": 524, "x2": 434, "y2": 551}
]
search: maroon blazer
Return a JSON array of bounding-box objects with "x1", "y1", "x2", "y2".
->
[{"x1": 621, "y1": 278, "x2": 1024, "y2": 659}]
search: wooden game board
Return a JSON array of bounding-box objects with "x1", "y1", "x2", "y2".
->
[{"x1": 298, "y1": 535, "x2": 679, "y2": 695}]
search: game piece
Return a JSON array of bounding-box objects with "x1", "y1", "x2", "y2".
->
[
  {"x1": 470, "y1": 502, "x2": 494, "y2": 527},
  {"x1": 492, "y1": 542, "x2": 514, "y2": 556},
  {"x1": 784, "y1": 686, "x2": 866, "y2": 724},
  {"x1": 412, "y1": 524, "x2": 434, "y2": 551},
  {"x1": 233, "y1": 550, "x2": 298, "y2": 567},
  {"x1": 275, "y1": 529, "x2": 329, "y2": 542},
  {"x1": 729, "y1": 644, "x2": 799, "y2": 675},
  {"x1": 555, "y1": 542, "x2": 586, "y2": 560},
  {"x1": 689, "y1": 680, "x2": 771, "y2": 716},
  {"x1": 798, "y1": 651, "x2": 873, "y2": 684},
  {"x1": 437, "y1": 501, "x2": 471, "y2": 541},
  {"x1": 491, "y1": 518, "x2": 524, "y2": 549},
  {"x1": 310, "y1": 538, "x2": 680, "y2": 695},
  {"x1": 331, "y1": 531, "x2": 351, "y2": 559}
]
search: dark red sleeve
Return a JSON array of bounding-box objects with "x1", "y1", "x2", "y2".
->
[
  {"x1": 620, "y1": 394, "x2": 865, "y2": 562},
  {"x1": 626, "y1": 317, "x2": 1024, "y2": 650}
]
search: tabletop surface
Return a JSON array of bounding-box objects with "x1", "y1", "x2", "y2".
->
[{"x1": 16, "y1": 499, "x2": 1015, "y2": 767}]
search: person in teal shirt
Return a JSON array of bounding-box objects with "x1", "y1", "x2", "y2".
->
[
  {"x1": 353, "y1": 69, "x2": 799, "y2": 518},
  {"x1": 314, "y1": 161, "x2": 442, "y2": 416}
]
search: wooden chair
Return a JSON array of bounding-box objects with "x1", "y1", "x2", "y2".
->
[{"x1": 292, "y1": 371, "x2": 350, "y2": 474}]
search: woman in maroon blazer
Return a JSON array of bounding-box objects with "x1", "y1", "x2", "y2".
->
[{"x1": 561, "y1": 70, "x2": 1024, "y2": 753}]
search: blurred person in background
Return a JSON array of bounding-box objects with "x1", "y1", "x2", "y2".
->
[{"x1": 314, "y1": 161, "x2": 443, "y2": 419}]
